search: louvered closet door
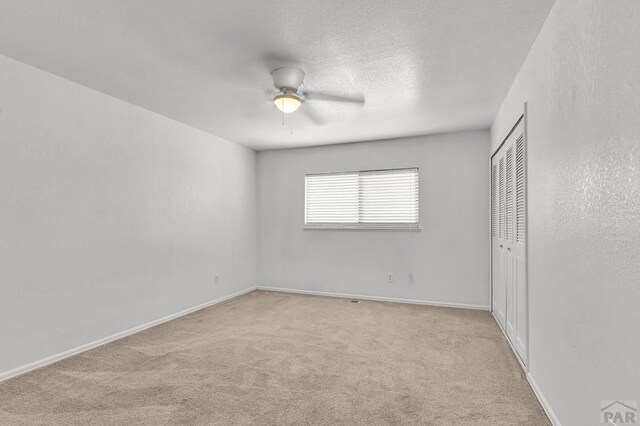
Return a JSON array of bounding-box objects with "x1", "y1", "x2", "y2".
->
[
  {"x1": 491, "y1": 117, "x2": 527, "y2": 365},
  {"x1": 504, "y1": 145, "x2": 516, "y2": 342},
  {"x1": 491, "y1": 155, "x2": 506, "y2": 329},
  {"x1": 512, "y1": 125, "x2": 528, "y2": 364}
]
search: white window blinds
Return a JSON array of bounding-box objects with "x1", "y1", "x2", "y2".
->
[{"x1": 305, "y1": 168, "x2": 419, "y2": 229}]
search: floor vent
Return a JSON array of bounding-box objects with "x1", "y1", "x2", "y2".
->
[{"x1": 341, "y1": 299, "x2": 361, "y2": 304}]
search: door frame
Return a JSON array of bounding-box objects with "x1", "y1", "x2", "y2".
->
[{"x1": 490, "y1": 103, "x2": 529, "y2": 370}]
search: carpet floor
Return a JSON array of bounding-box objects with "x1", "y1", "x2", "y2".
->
[{"x1": 0, "y1": 290, "x2": 549, "y2": 425}]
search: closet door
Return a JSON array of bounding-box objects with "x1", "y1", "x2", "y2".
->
[
  {"x1": 491, "y1": 117, "x2": 527, "y2": 365},
  {"x1": 491, "y1": 155, "x2": 506, "y2": 329},
  {"x1": 505, "y1": 144, "x2": 516, "y2": 341},
  {"x1": 512, "y1": 129, "x2": 528, "y2": 363}
]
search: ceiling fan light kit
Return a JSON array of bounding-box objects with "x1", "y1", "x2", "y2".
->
[{"x1": 273, "y1": 90, "x2": 302, "y2": 113}]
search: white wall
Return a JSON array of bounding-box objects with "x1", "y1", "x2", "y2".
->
[
  {"x1": 258, "y1": 130, "x2": 490, "y2": 308},
  {"x1": 491, "y1": 1, "x2": 640, "y2": 424},
  {"x1": 0, "y1": 54, "x2": 257, "y2": 377}
]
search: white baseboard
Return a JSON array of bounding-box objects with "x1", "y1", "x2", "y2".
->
[
  {"x1": 527, "y1": 372, "x2": 562, "y2": 426},
  {"x1": 0, "y1": 286, "x2": 256, "y2": 383},
  {"x1": 256, "y1": 286, "x2": 490, "y2": 310}
]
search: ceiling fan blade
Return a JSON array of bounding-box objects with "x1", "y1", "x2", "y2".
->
[
  {"x1": 302, "y1": 90, "x2": 365, "y2": 105},
  {"x1": 300, "y1": 103, "x2": 327, "y2": 125}
]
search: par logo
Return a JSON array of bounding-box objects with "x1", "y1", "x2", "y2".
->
[{"x1": 601, "y1": 400, "x2": 637, "y2": 424}]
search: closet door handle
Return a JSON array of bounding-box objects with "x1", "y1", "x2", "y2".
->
[{"x1": 499, "y1": 245, "x2": 503, "y2": 248}]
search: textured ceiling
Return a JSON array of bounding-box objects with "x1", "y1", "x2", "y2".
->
[{"x1": 0, "y1": 0, "x2": 554, "y2": 150}]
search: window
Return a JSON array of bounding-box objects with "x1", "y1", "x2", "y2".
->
[{"x1": 305, "y1": 168, "x2": 419, "y2": 229}]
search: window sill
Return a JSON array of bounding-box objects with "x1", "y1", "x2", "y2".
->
[{"x1": 304, "y1": 225, "x2": 421, "y2": 231}]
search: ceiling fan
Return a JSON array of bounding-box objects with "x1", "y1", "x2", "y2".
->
[{"x1": 268, "y1": 66, "x2": 365, "y2": 124}]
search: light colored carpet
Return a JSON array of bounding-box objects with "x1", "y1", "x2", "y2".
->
[{"x1": 0, "y1": 290, "x2": 549, "y2": 425}]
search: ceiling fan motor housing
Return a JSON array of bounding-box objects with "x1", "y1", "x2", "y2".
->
[{"x1": 271, "y1": 67, "x2": 305, "y2": 92}]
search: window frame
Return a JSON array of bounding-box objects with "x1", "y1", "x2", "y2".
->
[{"x1": 304, "y1": 167, "x2": 420, "y2": 231}]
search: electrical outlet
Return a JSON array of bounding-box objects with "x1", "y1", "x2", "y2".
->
[
  {"x1": 214, "y1": 274, "x2": 220, "y2": 284},
  {"x1": 387, "y1": 273, "x2": 394, "y2": 283}
]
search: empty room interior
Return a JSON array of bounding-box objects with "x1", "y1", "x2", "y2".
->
[{"x1": 0, "y1": 1, "x2": 638, "y2": 425}]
